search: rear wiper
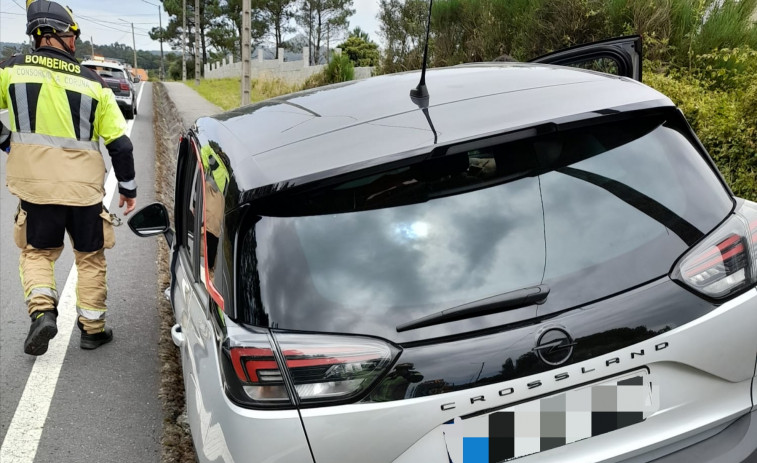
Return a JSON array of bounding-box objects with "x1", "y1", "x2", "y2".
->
[{"x1": 396, "y1": 285, "x2": 549, "y2": 332}]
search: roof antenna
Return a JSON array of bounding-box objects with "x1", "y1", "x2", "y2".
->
[
  {"x1": 410, "y1": 0, "x2": 433, "y2": 104},
  {"x1": 410, "y1": 0, "x2": 438, "y2": 144}
]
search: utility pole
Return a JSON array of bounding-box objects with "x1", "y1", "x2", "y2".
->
[
  {"x1": 158, "y1": 4, "x2": 164, "y2": 80},
  {"x1": 141, "y1": 0, "x2": 165, "y2": 80},
  {"x1": 194, "y1": 0, "x2": 200, "y2": 86},
  {"x1": 241, "y1": 0, "x2": 251, "y2": 106},
  {"x1": 182, "y1": 0, "x2": 187, "y2": 82},
  {"x1": 118, "y1": 19, "x2": 137, "y2": 69},
  {"x1": 130, "y1": 23, "x2": 138, "y2": 69},
  {"x1": 90, "y1": 36, "x2": 95, "y2": 57}
]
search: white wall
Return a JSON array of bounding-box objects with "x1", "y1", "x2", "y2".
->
[{"x1": 204, "y1": 47, "x2": 375, "y2": 84}]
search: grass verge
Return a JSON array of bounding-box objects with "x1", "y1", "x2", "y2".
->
[{"x1": 194, "y1": 77, "x2": 302, "y2": 110}]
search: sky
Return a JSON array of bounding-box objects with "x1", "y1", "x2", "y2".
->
[{"x1": 0, "y1": 0, "x2": 382, "y2": 51}]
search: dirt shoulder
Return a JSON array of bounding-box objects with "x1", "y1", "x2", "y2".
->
[{"x1": 151, "y1": 82, "x2": 197, "y2": 463}]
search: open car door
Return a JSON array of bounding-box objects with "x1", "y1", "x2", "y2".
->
[{"x1": 529, "y1": 35, "x2": 642, "y2": 82}]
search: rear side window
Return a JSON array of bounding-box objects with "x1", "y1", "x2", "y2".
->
[{"x1": 238, "y1": 111, "x2": 732, "y2": 333}]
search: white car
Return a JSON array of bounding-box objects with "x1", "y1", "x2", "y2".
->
[
  {"x1": 129, "y1": 36, "x2": 757, "y2": 462},
  {"x1": 81, "y1": 59, "x2": 137, "y2": 119}
]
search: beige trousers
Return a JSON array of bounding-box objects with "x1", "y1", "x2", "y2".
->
[{"x1": 20, "y1": 245, "x2": 108, "y2": 334}]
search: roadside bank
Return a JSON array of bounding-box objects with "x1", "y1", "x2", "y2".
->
[{"x1": 151, "y1": 82, "x2": 220, "y2": 463}]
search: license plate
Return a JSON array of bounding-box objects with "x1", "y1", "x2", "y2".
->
[{"x1": 442, "y1": 370, "x2": 658, "y2": 462}]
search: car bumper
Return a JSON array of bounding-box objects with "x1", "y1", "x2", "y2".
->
[
  {"x1": 647, "y1": 408, "x2": 757, "y2": 463},
  {"x1": 114, "y1": 94, "x2": 133, "y2": 108}
]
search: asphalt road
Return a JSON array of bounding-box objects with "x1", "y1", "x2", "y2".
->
[{"x1": 0, "y1": 82, "x2": 163, "y2": 462}]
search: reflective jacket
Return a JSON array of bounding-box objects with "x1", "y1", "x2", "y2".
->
[
  {"x1": 0, "y1": 47, "x2": 136, "y2": 206},
  {"x1": 200, "y1": 143, "x2": 229, "y2": 237}
]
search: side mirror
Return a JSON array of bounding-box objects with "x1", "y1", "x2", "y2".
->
[
  {"x1": 132, "y1": 75, "x2": 140, "y2": 83},
  {"x1": 128, "y1": 202, "x2": 173, "y2": 246}
]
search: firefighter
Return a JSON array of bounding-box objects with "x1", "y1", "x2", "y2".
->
[{"x1": 0, "y1": 1, "x2": 137, "y2": 355}]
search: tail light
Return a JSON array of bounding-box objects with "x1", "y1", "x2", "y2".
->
[
  {"x1": 222, "y1": 332, "x2": 400, "y2": 408},
  {"x1": 672, "y1": 201, "x2": 757, "y2": 299},
  {"x1": 119, "y1": 82, "x2": 130, "y2": 91}
]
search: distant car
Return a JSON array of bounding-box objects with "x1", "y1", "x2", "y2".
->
[
  {"x1": 128, "y1": 36, "x2": 757, "y2": 463},
  {"x1": 81, "y1": 59, "x2": 137, "y2": 119}
]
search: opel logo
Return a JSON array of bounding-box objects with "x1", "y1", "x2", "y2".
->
[{"x1": 534, "y1": 328, "x2": 576, "y2": 366}]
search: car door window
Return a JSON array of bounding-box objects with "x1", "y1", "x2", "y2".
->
[
  {"x1": 176, "y1": 143, "x2": 203, "y2": 281},
  {"x1": 188, "y1": 164, "x2": 203, "y2": 278}
]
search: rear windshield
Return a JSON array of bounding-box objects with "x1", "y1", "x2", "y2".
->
[
  {"x1": 238, "y1": 112, "x2": 732, "y2": 336},
  {"x1": 84, "y1": 65, "x2": 125, "y2": 80}
]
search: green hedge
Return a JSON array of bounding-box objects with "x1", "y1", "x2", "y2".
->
[
  {"x1": 644, "y1": 71, "x2": 757, "y2": 200},
  {"x1": 304, "y1": 54, "x2": 355, "y2": 89}
]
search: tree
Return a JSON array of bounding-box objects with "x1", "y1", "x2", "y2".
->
[
  {"x1": 206, "y1": 0, "x2": 268, "y2": 61},
  {"x1": 150, "y1": 1, "x2": 195, "y2": 61},
  {"x1": 2, "y1": 44, "x2": 31, "y2": 61},
  {"x1": 2, "y1": 46, "x2": 17, "y2": 61},
  {"x1": 378, "y1": 0, "x2": 429, "y2": 73},
  {"x1": 259, "y1": 0, "x2": 297, "y2": 59},
  {"x1": 296, "y1": 0, "x2": 355, "y2": 64},
  {"x1": 349, "y1": 26, "x2": 370, "y2": 42},
  {"x1": 297, "y1": 0, "x2": 317, "y2": 63},
  {"x1": 71, "y1": 40, "x2": 162, "y2": 72},
  {"x1": 150, "y1": 0, "x2": 220, "y2": 74},
  {"x1": 338, "y1": 27, "x2": 379, "y2": 67},
  {"x1": 206, "y1": 0, "x2": 239, "y2": 60}
]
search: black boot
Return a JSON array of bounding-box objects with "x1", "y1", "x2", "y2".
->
[
  {"x1": 78, "y1": 321, "x2": 113, "y2": 350},
  {"x1": 24, "y1": 311, "x2": 58, "y2": 356}
]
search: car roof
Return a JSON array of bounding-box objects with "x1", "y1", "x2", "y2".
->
[
  {"x1": 81, "y1": 60, "x2": 125, "y2": 70},
  {"x1": 194, "y1": 63, "x2": 674, "y2": 199}
]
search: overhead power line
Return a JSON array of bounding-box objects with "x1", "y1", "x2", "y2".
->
[
  {"x1": 77, "y1": 14, "x2": 155, "y2": 28},
  {"x1": 3, "y1": 3, "x2": 154, "y2": 37},
  {"x1": 76, "y1": 16, "x2": 153, "y2": 38}
]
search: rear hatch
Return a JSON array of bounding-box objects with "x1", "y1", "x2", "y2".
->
[
  {"x1": 231, "y1": 107, "x2": 748, "y2": 460},
  {"x1": 104, "y1": 77, "x2": 129, "y2": 97},
  {"x1": 86, "y1": 65, "x2": 130, "y2": 97}
]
